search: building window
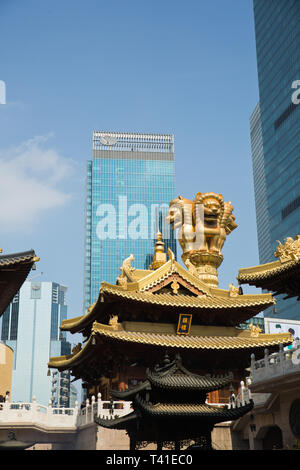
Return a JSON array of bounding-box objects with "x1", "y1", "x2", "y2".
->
[
  {"x1": 1, "y1": 307, "x2": 10, "y2": 340},
  {"x1": 274, "y1": 102, "x2": 297, "y2": 130},
  {"x1": 52, "y1": 285, "x2": 59, "y2": 303},
  {"x1": 10, "y1": 302, "x2": 19, "y2": 340},
  {"x1": 282, "y1": 195, "x2": 300, "y2": 220},
  {"x1": 50, "y1": 303, "x2": 59, "y2": 340},
  {"x1": 31, "y1": 283, "x2": 41, "y2": 299}
]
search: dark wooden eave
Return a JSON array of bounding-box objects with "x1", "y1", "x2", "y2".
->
[{"x1": 0, "y1": 250, "x2": 37, "y2": 317}]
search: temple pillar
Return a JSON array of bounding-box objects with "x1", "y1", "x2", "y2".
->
[
  {"x1": 175, "y1": 440, "x2": 180, "y2": 451},
  {"x1": 129, "y1": 434, "x2": 136, "y2": 451}
]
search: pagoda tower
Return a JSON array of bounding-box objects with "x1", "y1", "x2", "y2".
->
[
  {"x1": 48, "y1": 192, "x2": 292, "y2": 448},
  {"x1": 95, "y1": 352, "x2": 253, "y2": 450}
]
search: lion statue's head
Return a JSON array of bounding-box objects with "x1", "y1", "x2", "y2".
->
[{"x1": 194, "y1": 192, "x2": 224, "y2": 228}]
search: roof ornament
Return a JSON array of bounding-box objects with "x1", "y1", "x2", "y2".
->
[
  {"x1": 149, "y1": 231, "x2": 167, "y2": 270},
  {"x1": 171, "y1": 280, "x2": 180, "y2": 294},
  {"x1": 167, "y1": 247, "x2": 175, "y2": 267},
  {"x1": 249, "y1": 323, "x2": 262, "y2": 337},
  {"x1": 229, "y1": 283, "x2": 240, "y2": 297},
  {"x1": 109, "y1": 314, "x2": 121, "y2": 331},
  {"x1": 117, "y1": 254, "x2": 136, "y2": 287},
  {"x1": 72, "y1": 343, "x2": 82, "y2": 354},
  {"x1": 274, "y1": 236, "x2": 300, "y2": 263}
]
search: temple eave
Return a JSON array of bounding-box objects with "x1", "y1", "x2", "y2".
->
[
  {"x1": 135, "y1": 400, "x2": 254, "y2": 420},
  {"x1": 47, "y1": 322, "x2": 292, "y2": 374},
  {"x1": 95, "y1": 412, "x2": 138, "y2": 430},
  {"x1": 0, "y1": 249, "x2": 39, "y2": 318}
]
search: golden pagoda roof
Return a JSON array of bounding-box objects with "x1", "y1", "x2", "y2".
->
[
  {"x1": 99, "y1": 282, "x2": 274, "y2": 309},
  {"x1": 237, "y1": 258, "x2": 300, "y2": 282},
  {"x1": 60, "y1": 257, "x2": 276, "y2": 334},
  {"x1": 48, "y1": 320, "x2": 292, "y2": 371},
  {"x1": 237, "y1": 236, "x2": 300, "y2": 299},
  {"x1": 116, "y1": 257, "x2": 213, "y2": 294},
  {"x1": 90, "y1": 321, "x2": 291, "y2": 350}
]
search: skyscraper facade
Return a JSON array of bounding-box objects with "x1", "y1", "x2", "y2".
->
[
  {"x1": 251, "y1": 0, "x2": 300, "y2": 320},
  {"x1": 250, "y1": 103, "x2": 272, "y2": 265},
  {"x1": 84, "y1": 131, "x2": 177, "y2": 312},
  {"x1": 0, "y1": 281, "x2": 73, "y2": 406}
]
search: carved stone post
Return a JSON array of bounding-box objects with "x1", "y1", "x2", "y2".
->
[
  {"x1": 97, "y1": 393, "x2": 102, "y2": 418},
  {"x1": 240, "y1": 381, "x2": 245, "y2": 406},
  {"x1": 250, "y1": 353, "x2": 255, "y2": 382},
  {"x1": 74, "y1": 400, "x2": 79, "y2": 426},
  {"x1": 85, "y1": 398, "x2": 89, "y2": 425},
  {"x1": 91, "y1": 395, "x2": 96, "y2": 422},
  {"x1": 264, "y1": 348, "x2": 269, "y2": 373}
]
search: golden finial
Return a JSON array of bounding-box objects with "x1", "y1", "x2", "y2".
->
[{"x1": 149, "y1": 230, "x2": 167, "y2": 270}]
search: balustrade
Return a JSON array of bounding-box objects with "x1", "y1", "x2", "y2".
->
[
  {"x1": 250, "y1": 339, "x2": 300, "y2": 384},
  {"x1": 228, "y1": 380, "x2": 252, "y2": 409},
  {"x1": 0, "y1": 393, "x2": 132, "y2": 430}
]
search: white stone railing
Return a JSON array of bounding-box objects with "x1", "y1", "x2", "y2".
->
[
  {"x1": 0, "y1": 395, "x2": 78, "y2": 428},
  {"x1": 0, "y1": 393, "x2": 132, "y2": 430},
  {"x1": 250, "y1": 340, "x2": 300, "y2": 384},
  {"x1": 205, "y1": 381, "x2": 252, "y2": 411},
  {"x1": 228, "y1": 381, "x2": 252, "y2": 409},
  {"x1": 77, "y1": 393, "x2": 132, "y2": 426}
]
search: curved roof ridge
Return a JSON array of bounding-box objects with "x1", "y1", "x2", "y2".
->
[{"x1": 110, "y1": 381, "x2": 150, "y2": 399}]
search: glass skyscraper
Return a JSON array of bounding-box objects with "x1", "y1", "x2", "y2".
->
[
  {"x1": 0, "y1": 281, "x2": 73, "y2": 406},
  {"x1": 84, "y1": 131, "x2": 176, "y2": 312},
  {"x1": 251, "y1": 0, "x2": 300, "y2": 319},
  {"x1": 250, "y1": 103, "x2": 272, "y2": 265}
]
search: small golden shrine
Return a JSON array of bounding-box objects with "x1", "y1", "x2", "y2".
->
[{"x1": 48, "y1": 192, "x2": 292, "y2": 404}]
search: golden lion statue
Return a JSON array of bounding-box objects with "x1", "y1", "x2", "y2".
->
[{"x1": 166, "y1": 192, "x2": 237, "y2": 258}]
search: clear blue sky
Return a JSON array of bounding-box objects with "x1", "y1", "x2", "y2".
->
[{"x1": 0, "y1": 0, "x2": 260, "y2": 332}]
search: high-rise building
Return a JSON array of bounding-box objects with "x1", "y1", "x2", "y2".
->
[
  {"x1": 84, "y1": 131, "x2": 177, "y2": 312},
  {"x1": 250, "y1": 103, "x2": 272, "y2": 265},
  {"x1": 251, "y1": 0, "x2": 300, "y2": 320},
  {"x1": 0, "y1": 281, "x2": 73, "y2": 406}
]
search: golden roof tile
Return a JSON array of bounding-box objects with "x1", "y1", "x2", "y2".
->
[
  {"x1": 237, "y1": 258, "x2": 300, "y2": 282},
  {"x1": 100, "y1": 283, "x2": 275, "y2": 309},
  {"x1": 91, "y1": 321, "x2": 291, "y2": 350},
  {"x1": 48, "y1": 321, "x2": 292, "y2": 370}
]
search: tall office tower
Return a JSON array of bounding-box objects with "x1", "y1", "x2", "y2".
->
[
  {"x1": 84, "y1": 131, "x2": 177, "y2": 312},
  {"x1": 251, "y1": 0, "x2": 300, "y2": 319},
  {"x1": 250, "y1": 103, "x2": 272, "y2": 265},
  {"x1": 0, "y1": 281, "x2": 72, "y2": 406}
]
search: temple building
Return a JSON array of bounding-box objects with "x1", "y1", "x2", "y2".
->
[{"x1": 48, "y1": 192, "x2": 292, "y2": 448}]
